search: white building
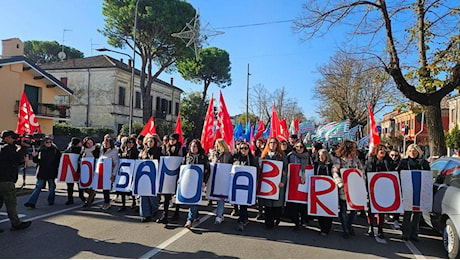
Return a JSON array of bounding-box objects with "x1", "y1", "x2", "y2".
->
[{"x1": 41, "y1": 55, "x2": 183, "y2": 134}]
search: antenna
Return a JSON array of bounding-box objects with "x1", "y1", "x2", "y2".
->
[{"x1": 58, "y1": 29, "x2": 72, "y2": 61}]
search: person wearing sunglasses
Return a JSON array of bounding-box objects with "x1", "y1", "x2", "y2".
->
[
  {"x1": 24, "y1": 136, "x2": 61, "y2": 209},
  {"x1": 233, "y1": 142, "x2": 260, "y2": 231},
  {"x1": 388, "y1": 148, "x2": 401, "y2": 229},
  {"x1": 286, "y1": 140, "x2": 313, "y2": 230},
  {"x1": 260, "y1": 137, "x2": 288, "y2": 229}
]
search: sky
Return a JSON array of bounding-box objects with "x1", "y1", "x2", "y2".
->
[{"x1": 0, "y1": 0, "x2": 360, "y2": 122}]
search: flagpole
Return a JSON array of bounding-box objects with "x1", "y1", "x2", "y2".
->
[{"x1": 246, "y1": 63, "x2": 250, "y2": 126}]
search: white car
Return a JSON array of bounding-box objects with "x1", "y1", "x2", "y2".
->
[{"x1": 423, "y1": 156, "x2": 460, "y2": 259}]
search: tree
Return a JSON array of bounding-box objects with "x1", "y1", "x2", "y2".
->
[
  {"x1": 177, "y1": 47, "x2": 231, "y2": 137},
  {"x1": 249, "y1": 84, "x2": 305, "y2": 124},
  {"x1": 24, "y1": 40, "x2": 84, "y2": 64},
  {"x1": 445, "y1": 124, "x2": 460, "y2": 149},
  {"x1": 101, "y1": 0, "x2": 196, "y2": 123},
  {"x1": 315, "y1": 51, "x2": 402, "y2": 127},
  {"x1": 179, "y1": 91, "x2": 211, "y2": 139},
  {"x1": 294, "y1": 0, "x2": 460, "y2": 157}
]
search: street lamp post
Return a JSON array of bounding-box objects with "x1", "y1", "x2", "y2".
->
[{"x1": 96, "y1": 47, "x2": 135, "y2": 135}]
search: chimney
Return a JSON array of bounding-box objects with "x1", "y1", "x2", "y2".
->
[
  {"x1": 2, "y1": 38, "x2": 24, "y2": 57},
  {"x1": 128, "y1": 59, "x2": 132, "y2": 69},
  {"x1": 120, "y1": 58, "x2": 123, "y2": 64},
  {"x1": 170, "y1": 77, "x2": 174, "y2": 86}
]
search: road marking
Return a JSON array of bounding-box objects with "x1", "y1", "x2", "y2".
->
[
  {"x1": 139, "y1": 211, "x2": 214, "y2": 259},
  {"x1": 0, "y1": 199, "x2": 104, "y2": 223},
  {"x1": 0, "y1": 213, "x2": 26, "y2": 223},
  {"x1": 390, "y1": 223, "x2": 425, "y2": 259}
]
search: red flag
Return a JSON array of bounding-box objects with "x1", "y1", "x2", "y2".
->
[
  {"x1": 139, "y1": 116, "x2": 157, "y2": 136},
  {"x1": 174, "y1": 111, "x2": 184, "y2": 145},
  {"x1": 294, "y1": 118, "x2": 299, "y2": 135},
  {"x1": 269, "y1": 104, "x2": 280, "y2": 139},
  {"x1": 201, "y1": 93, "x2": 215, "y2": 154},
  {"x1": 249, "y1": 125, "x2": 255, "y2": 155},
  {"x1": 279, "y1": 119, "x2": 289, "y2": 141},
  {"x1": 255, "y1": 120, "x2": 265, "y2": 141},
  {"x1": 16, "y1": 92, "x2": 42, "y2": 135},
  {"x1": 216, "y1": 91, "x2": 234, "y2": 152},
  {"x1": 368, "y1": 102, "x2": 380, "y2": 153}
]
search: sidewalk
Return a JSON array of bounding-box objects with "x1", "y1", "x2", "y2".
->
[{"x1": 15, "y1": 166, "x2": 68, "y2": 196}]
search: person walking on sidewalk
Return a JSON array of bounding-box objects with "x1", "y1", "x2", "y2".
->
[
  {"x1": 0, "y1": 130, "x2": 31, "y2": 231},
  {"x1": 24, "y1": 136, "x2": 61, "y2": 209}
]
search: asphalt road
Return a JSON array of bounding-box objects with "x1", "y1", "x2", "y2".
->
[{"x1": 0, "y1": 168, "x2": 448, "y2": 259}]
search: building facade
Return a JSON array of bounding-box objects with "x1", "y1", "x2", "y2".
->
[
  {"x1": 0, "y1": 38, "x2": 72, "y2": 135},
  {"x1": 41, "y1": 55, "x2": 183, "y2": 134}
]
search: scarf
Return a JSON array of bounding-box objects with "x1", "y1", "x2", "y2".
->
[{"x1": 293, "y1": 152, "x2": 310, "y2": 183}]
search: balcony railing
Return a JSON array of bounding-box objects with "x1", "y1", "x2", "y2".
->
[{"x1": 15, "y1": 100, "x2": 70, "y2": 119}]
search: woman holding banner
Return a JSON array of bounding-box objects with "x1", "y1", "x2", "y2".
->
[
  {"x1": 286, "y1": 140, "x2": 313, "y2": 230},
  {"x1": 209, "y1": 138, "x2": 234, "y2": 224},
  {"x1": 157, "y1": 133, "x2": 182, "y2": 224},
  {"x1": 64, "y1": 137, "x2": 85, "y2": 205},
  {"x1": 233, "y1": 141, "x2": 260, "y2": 231},
  {"x1": 117, "y1": 136, "x2": 139, "y2": 212},
  {"x1": 81, "y1": 137, "x2": 98, "y2": 207},
  {"x1": 314, "y1": 149, "x2": 334, "y2": 235},
  {"x1": 261, "y1": 137, "x2": 288, "y2": 229},
  {"x1": 332, "y1": 140, "x2": 363, "y2": 239},
  {"x1": 183, "y1": 139, "x2": 210, "y2": 228},
  {"x1": 139, "y1": 134, "x2": 162, "y2": 222},
  {"x1": 365, "y1": 144, "x2": 391, "y2": 239},
  {"x1": 99, "y1": 134, "x2": 119, "y2": 210},
  {"x1": 396, "y1": 144, "x2": 430, "y2": 242}
]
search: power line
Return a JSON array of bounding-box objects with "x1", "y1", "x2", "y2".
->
[{"x1": 216, "y1": 19, "x2": 294, "y2": 30}]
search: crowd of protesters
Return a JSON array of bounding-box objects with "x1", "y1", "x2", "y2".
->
[{"x1": 1, "y1": 129, "x2": 429, "y2": 242}]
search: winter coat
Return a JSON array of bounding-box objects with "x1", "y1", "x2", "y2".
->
[
  {"x1": 100, "y1": 147, "x2": 119, "y2": 178},
  {"x1": 182, "y1": 152, "x2": 210, "y2": 183},
  {"x1": 332, "y1": 157, "x2": 363, "y2": 201},
  {"x1": 261, "y1": 152, "x2": 288, "y2": 208},
  {"x1": 33, "y1": 145, "x2": 61, "y2": 180},
  {"x1": 0, "y1": 143, "x2": 27, "y2": 183}
]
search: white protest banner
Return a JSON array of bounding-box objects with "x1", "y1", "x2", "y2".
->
[
  {"x1": 114, "y1": 159, "x2": 136, "y2": 193},
  {"x1": 57, "y1": 153, "x2": 80, "y2": 183},
  {"x1": 157, "y1": 156, "x2": 182, "y2": 194},
  {"x1": 286, "y1": 163, "x2": 314, "y2": 204},
  {"x1": 93, "y1": 158, "x2": 112, "y2": 190},
  {"x1": 400, "y1": 170, "x2": 433, "y2": 212},
  {"x1": 176, "y1": 164, "x2": 204, "y2": 205},
  {"x1": 228, "y1": 165, "x2": 257, "y2": 206},
  {"x1": 206, "y1": 163, "x2": 233, "y2": 200},
  {"x1": 367, "y1": 171, "x2": 403, "y2": 213},
  {"x1": 132, "y1": 159, "x2": 158, "y2": 196},
  {"x1": 80, "y1": 157, "x2": 94, "y2": 189},
  {"x1": 257, "y1": 159, "x2": 283, "y2": 200},
  {"x1": 341, "y1": 168, "x2": 367, "y2": 210},
  {"x1": 308, "y1": 175, "x2": 338, "y2": 217}
]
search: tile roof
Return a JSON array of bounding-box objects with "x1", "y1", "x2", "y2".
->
[{"x1": 0, "y1": 56, "x2": 73, "y2": 95}]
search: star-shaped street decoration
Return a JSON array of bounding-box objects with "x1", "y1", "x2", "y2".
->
[{"x1": 172, "y1": 11, "x2": 224, "y2": 60}]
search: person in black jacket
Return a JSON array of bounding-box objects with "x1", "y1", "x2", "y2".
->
[
  {"x1": 117, "y1": 137, "x2": 139, "y2": 212},
  {"x1": 64, "y1": 137, "x2": 85, "y2": 205},
  {"x1": 24, "y1": 136, "x2": 61, "y2": 208},
  {"x1": 314, "y1": 148, "x2": 334, "y2": 235},
  {"x1": 0, "y1": 130, "x2": 31, "y2": 231},
  {"x1": 365, "y1": 144, "x2": 391, "y2": 239},
  {"x1": 396, "y1": 144, "x2": 430, "y2": 242}
]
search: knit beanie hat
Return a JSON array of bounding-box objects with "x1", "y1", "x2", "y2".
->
[{"x1": 71, "y1": 137, "x2": 81, "y2": 146}]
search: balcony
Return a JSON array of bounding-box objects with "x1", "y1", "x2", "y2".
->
[{"x1": 15, "y1": 100, "x2": 70, "y2": 119}]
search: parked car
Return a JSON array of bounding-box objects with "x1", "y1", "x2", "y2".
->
[{"x1": 423, "y1": 156, "x2": 460, "y2": 259}]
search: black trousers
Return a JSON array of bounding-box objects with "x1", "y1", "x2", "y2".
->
[
  {"x1": 264, "y1": 206, "x2": 282, "y2": 228},
  {"x1": 66, "y1": 183, "x2": 85, "y2": 202},
  {"x1": 286, "y1": 202, "x2": 307, "y2": 226}
]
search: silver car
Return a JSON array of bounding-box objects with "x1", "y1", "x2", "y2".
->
[{"x1": 423, "y1": 156, "x2": 460, "y2": 259}]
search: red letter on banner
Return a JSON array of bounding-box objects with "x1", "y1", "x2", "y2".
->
[
  {"x1": 369, "y1": 173, "x2": 401, "y2": 212},
  {"x1": 80, "y1": 160, "x2": 93, "y2": 188},
  {"x1": 257, "y1": 160, "x2": 279, "y2": 196},
  {"x1": 310, "y1": 176, "x2": 335, "y2": 215},
  {"x1": 59, "y1": 154, "x2": 79, "y2": 182},
  {"x1": 342, "y1": 168, "x2": 365, "y2": 210}
]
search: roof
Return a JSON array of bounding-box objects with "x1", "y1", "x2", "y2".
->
[
  {"x1": 0, "y1": 56, "x2": 73, "y2": 95},
  {"x1": 40, "y1": 55, "x2": 183, "y2": 93}
]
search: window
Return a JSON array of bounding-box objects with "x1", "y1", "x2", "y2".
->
[
  {"x1": 118, "y1": 86, "x2": 126, "y2": 106},
  {"x1": 175, "y1": 102, "x2": 179, "y2": 116},
  {"x1": 25, "y1": 85, "x2": 40, "y2": 112},
  {"x1": 60, "y1": 77, "x2": 68, "y2": 86},
  {"x1": 135, "y1": 91, "x2": 141, "y2": 109},
  {"x1": 168, "y1": 100, "x2": 172, "y2": 115},
  {"x1": 156, "y1": 96, "x2": 161, "y2": 111}
]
